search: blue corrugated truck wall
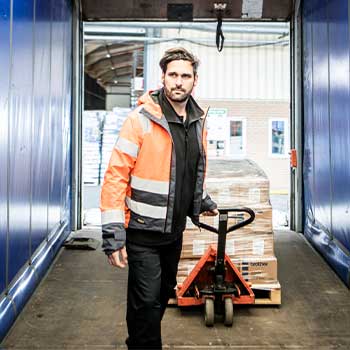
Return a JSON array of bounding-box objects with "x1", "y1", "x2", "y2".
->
[
  {"x1": 302, "y1": 0, "x2": 350, "y2": 287},
  {"x1": 0, "y1": 0, "x2": 73, "y2": 340}
]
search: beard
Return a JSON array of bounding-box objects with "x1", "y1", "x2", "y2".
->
[{"x1": 163, "y1": 85, "x2": 193, "y2": 103}]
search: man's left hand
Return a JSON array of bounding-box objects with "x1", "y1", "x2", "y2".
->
[{"x1": 202, "y1": 208, "x2": 219, "y2": 216}]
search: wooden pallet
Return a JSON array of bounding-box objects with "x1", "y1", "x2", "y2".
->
[
  {"x1": 169, "y1": 282, "x2": 281, "y2": 306},
  {"x1": 251, "y1": 282, "x2": 281, "y2": 305}
]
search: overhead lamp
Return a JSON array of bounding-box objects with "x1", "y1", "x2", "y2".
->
[
  {"x1": 113, "y1": 80, "x2": 118, "y2": 84},
  {"x1": 106, "y1": 53, "x2": 111, "y2": 58},
  {"x1": 84, "y1": 24, "x2": 146, "y2": 35},
  {"x1": 110, "y1": 66, "x2": 115, "y2": 70}
]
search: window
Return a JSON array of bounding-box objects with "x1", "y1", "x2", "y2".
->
[
  {"x1": 230, "y1": 121, "x2": 242, "y2": 137},
  {"x1": 228, "y1": 118, "x2": 246, "y2": 158},
  {"x1": 269, "y1": 118, "x2": 289, "y2": 157}
]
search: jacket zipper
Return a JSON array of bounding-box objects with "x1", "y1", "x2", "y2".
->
[
  {"x1": 197, "y1": 109, "x2": 209, "y2": 214},
  {"x1": 182, "y1": 125, "x2": 188, "y2": 205},
  {"x1": 163, "y1": 129, "x2": 174, "y2": 233}
]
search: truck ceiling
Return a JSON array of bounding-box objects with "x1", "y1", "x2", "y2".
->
[{"x1": 81, "y1": 0, "x2": 293, "y2": 22}]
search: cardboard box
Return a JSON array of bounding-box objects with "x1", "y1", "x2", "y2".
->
[
  {"x1": 177, "y1": 255, "x2": 278, "y2": 285},
  {"x1": 181, "y1": 231, "x2": 274, "y2": 259},
  {"x1": 231, "y1": 256, "x2": 278, "y2": 284}
]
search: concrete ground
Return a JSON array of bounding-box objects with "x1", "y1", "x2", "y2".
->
[
  {"x1": 270, "y1": 194, "x2": 289, "y2": 229},
  {"x1": 2, "y1": 228, "x2": 350, "y2": 350}
]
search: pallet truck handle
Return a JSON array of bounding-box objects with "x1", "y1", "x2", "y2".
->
[
  {"x1": 197, "y1": 207, "x2": 255, "y2": 234},
  {"x1": 226, "y1": 207, "x2": 255, "y2": 233},
  {"x1": 197, "y1": 221, "x2": 219, "y2": 233}
]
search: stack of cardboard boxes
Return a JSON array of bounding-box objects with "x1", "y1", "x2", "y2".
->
[
  {"x1": 83, "y1": 108, "x2": 130, "y2": 185},
  {"x1": 178, "y1": 159, "x2": 279, "y2": 294}
]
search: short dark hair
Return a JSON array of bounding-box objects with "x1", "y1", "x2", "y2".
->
[{"x1": 159, "y1": 47, "x2": 200, "y2": 75}]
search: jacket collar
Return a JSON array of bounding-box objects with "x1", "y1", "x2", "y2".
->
[
  {"x1": 137, "y1": 90, "x2": 163, "y2": 119},
  {"x1": 137, "y1": 89, "x2": 204, "y2": 122}
]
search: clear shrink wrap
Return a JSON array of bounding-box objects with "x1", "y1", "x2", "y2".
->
[
  {"x1": 179, "y1": 159, "x2": 278, "y2": 286},
  {"x1": 205, "y1": 159, "x2": 270, "y2": 206}
]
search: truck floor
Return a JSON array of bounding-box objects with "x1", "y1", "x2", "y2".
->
[{"x1": 2, "y1": 228, "x2": 350, "y2": 349}]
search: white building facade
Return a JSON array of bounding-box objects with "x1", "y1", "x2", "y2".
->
[{"x1": 145, "y1": 25, "x2": 290, "y2": 192}]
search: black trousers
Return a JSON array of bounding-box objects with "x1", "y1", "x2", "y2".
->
[{"x1": 125, "y1": 237, "x2": 182, "y2": 350}]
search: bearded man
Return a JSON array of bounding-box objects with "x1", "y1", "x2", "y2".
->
[{"x1": 100, "y1": 47, "x2": 218, "y2": 349}]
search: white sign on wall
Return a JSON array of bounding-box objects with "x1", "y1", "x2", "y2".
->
[{"x1": 207, "y1": 108, "x2": 228, "y2": 141}]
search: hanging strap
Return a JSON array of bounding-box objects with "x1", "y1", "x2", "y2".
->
[{"x1": 216, "y1": 13, "x2": 225, "y2": 52}]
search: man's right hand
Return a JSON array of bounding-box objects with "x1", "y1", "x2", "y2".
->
[{"x1": 108, "y1": 247, "x2": 128, "y2": 268}]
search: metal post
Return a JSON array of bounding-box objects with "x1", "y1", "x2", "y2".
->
[
  {"x1": 130, "y1": 50, "x2": 138, "y2": 108},
  {"x1": 71, "y1": 0, "x2": 83, "y2": 231},
  {"x1": 290, "y1": 0, "x2": 304, "y2": 233}
]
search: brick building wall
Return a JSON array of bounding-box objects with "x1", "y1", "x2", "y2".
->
[{"x1": 198, "y1": 99, "x2": 290, "y2": 192}]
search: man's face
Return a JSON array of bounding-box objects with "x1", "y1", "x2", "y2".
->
[{"x1": 162, "y1": 60, "x2": 198, "y2": 103}]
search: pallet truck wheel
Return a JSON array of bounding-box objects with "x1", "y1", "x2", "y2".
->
[
  {"x1": 224, "y1": 297, "x2": 234, "y2": 326},
  {"x1": 204, "y1": 298, "x2": 214, "y2": 327}
]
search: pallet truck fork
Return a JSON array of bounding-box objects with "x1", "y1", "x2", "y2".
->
[{"x1": 176, "y1": 208, "x2": 256, "y2": 327}]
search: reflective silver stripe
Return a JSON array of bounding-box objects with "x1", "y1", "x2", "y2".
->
[
  {"x1": 131, "y1": 175, "x2": 169, "y2": 195},
  {"x1": 115, "y1": 137, "x2": 139, "y2": 158},
  {"x1": 137, "y1": 113, "x2": 152, "y2": 134},
  {"x1": 101, "y1": 209, "x2": 125, "y2": 225},
  {"x1": 202, "y1": 189, "x2": 208, "y2": 199},
  {"x1": 126, "y1": 197, "x2": 167, "y2": 219}
]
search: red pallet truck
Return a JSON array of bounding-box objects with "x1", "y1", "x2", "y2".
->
[{"x1": 177, "y1": 208, "x2": 256, "y2": 327}]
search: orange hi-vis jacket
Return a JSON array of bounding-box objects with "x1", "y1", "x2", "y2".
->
[{"x1": 100, "y1": 90, "x2": 217, "y2": 253}]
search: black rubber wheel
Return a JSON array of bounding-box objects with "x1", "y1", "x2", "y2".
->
[
  {"x1": 204, "y1": 298, "x2": 214, "y2": 327},
  {"x1": 224, "y1": 297, "x2": 234, "y2": 326}
]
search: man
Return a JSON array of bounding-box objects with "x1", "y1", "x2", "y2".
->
[{"x1": 100, "y1": 47, "x2": 218, "y2": 349}]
